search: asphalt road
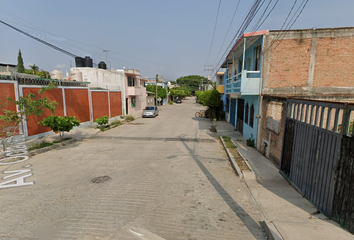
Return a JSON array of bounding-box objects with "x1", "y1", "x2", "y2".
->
[{"x1": 0, "y1": 97, "x2": 264, "y2": 240}]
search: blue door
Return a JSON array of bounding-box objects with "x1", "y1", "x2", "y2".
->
[{"x1": 230, "y1": 99, "x2": 236, "y2": 127}]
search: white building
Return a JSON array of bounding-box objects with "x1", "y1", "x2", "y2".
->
[{"x1": 70, "y1": 67, "x2": 125, "y2": 91}]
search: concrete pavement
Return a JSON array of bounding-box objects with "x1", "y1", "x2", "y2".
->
[
  {"x1": 215, "y1": 121, "x2": 354, "y2": 240},
  {"x1": 0, "y1": 98, "x2": 265, "y2": 240}
]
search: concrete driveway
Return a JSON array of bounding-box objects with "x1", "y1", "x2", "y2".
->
[{"x1": 0, "y1": 97, "x2": 264, "y2": 240}]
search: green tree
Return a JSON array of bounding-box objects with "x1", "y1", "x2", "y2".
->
[
  {"x1": 36, "y1": 70, "x2": 51, "y2": 79},
  {"x1": 198, "y1": 90, "x2": 221, "y2": 120},
  {"x1": 176, "y1": 75, "x2": 209, "y2": 92},
  {"x1": 146, "y1": 85, "x2": 167, "y2": 99},
  {"x1": 29, "y1": 64, "x2": 39, "y2": 75},
  {"x1": 39, "y1": 115, "x2": 80, "y2": 141},
  {"x1": 170, "y1": 89, "x2": 186, "y2": 98},
  {"x1": 17, "y1": 49, "x2": 25, "y2": 73},
  {"x1": 0, "y1": 82, "x2": 58, "y2": 152}
]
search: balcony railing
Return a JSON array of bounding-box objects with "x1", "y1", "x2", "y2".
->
[{"x1": 225, "y1": 70, "x2": 261, "y2": 95}]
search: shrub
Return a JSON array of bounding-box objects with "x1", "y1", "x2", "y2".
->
[
  {"x1": 39, "y1": 115, "x2": 80, "y2": 141},
  {"x1": 120, "y1": 115, "x2": 124, "y2": 119},
  {"x1": 247, "y1": 137, "x2": 255, "y2": 148},
  {"x1": 95, "y1": 116, "x2": 109, "y2": 126},
  {"x1": 169, "y1": 101, "x2": 173, "y2": 105},
  {"x1": 125, "y1": 115, "x2": 134, "y2": 122}
]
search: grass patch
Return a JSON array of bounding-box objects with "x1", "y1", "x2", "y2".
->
[
  {"x1": 53, "y1": 137, "x2": 72, "y2": 144},
  {"x1": 221, "y1": 136, "x2": 250, "y2": 172},
  {"x1": 110, "y1": 120, "x2": 122, "y2": 127},
  {"x1": 222, "y1": 136, "x2": 236, "y2": 149},
  {"x1": 124, "y1": 115, "x2": 134, "y2": 122},
  {"x1": 29, "y1": 141, "x2": 53, "y2": 150}
]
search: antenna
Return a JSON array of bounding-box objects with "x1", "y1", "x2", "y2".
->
[{"x1": 103, "y1": 49, "x2": 110, "y2": 64}]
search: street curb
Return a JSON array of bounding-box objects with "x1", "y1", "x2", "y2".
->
[
  {"x1": 28, "y1": 139, "x2": 77, "y2": 156},
  {"x1": 231, "y1": 139, "x2": 254, "y2": 171},
  {"x1": 219, "y1": 137, "x2": 244, "y2": 180}
]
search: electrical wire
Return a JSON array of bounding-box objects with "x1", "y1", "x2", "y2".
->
[
  {"x1": 206, "y1": 0, "x2": 222, "y2": 64},
  {"x1": 210, "y1": 0, "x2": 263, "y2": 78},
  {"x1": 213, "y1": 0, "x2": 241, "y2": 66},
  {"x1": 0, "y1": 19, "x2": 77, "y2": 58},
  {"x1": 262, "y1": 0, "x2": 309, "y2": 53}
]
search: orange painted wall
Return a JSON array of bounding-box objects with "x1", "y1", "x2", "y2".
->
[
  {"x1": 0, "y1": 83, "x2": 16, "y2": 113},
  {"x1": 91, "y1": 91, "x2": 109, "y2": 120},
  {"x1": 65, "y1": 89, "x2": 90, "y2": 122},
  {"x1": 110, "y1": 92, "x2": 122, "y2": 117},
  {"x1": 23, "y1": 88, "x2": 64, "y2": 136},
  {"x1": 0, "y1": 83, "x2": 17, "y2": 134}
]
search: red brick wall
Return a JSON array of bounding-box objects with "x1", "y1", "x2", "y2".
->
[
  {"x1": 65, "y1": 89, "x2": 90, "y2": 122},
  {"x1": 268, "y1": 38, "x2": 311, "y2": 88},
  {"x1": 91, "y1": 91, "x2": 109, "y2": 121},
  {"x1": 23, "y1": 88, "x2": 64, "y2": 136},
  {"x1": 314, "y1": 36, "x2": 354, "y2": 87},
  {"x1": 109, "y1": 92, "x2": 122, "y2": 117},
  {"x1": 260, "y1": 97, "x2": 287, "y2": 167}
]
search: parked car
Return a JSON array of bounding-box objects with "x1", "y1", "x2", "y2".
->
[
  {"x1": 142, "y1": 106, "x2": 159, "y2": 118},
  {"x1": 176, "y1": 99, "x2": 182, "y2": 104}
]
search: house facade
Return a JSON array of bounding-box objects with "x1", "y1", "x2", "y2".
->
[
  {"x1": 124, "y1": 69, "x2": 147, "y2": 116},
  {"x1": 221, "y1": 31, "x2": 265, "y2": 145},
  {"x1": 215, "y1": 72, "x2": 226, "y2": 114},
  {"x1": 221, "y1": 27, "x2": 354, "y2": 166}
]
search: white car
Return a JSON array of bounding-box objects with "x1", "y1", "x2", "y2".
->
[{"x1": 142, "y1": 106, "x2": 159, "y2": 118}]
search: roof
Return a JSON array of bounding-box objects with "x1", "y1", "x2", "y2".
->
[{"x1": 0, "y1": 63, "x2": 16, "y2": 67}]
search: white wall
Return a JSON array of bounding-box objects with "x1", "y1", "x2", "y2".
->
[{"x1": 71, "y1": 68, "x2": 125, "y2": 91}]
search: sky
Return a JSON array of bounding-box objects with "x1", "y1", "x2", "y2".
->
[{"x1": 1, "y1": 0, "x2": 354, "y2": 82}]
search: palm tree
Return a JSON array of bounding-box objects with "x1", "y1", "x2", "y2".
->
[{"x1": 29, "y1": 64, "x2": 39, "y2": 75}]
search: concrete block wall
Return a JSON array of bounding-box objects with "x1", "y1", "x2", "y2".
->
[
  {"x1": 260, "y1": 97, "x2": 287, "y2": 167},
  {"x1": 262, "y1": 27, "x2": 354, "y2": 98}
]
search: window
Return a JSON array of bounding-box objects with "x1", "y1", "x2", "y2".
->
[
  {"x1": 250, "y1": 104, "x2": 254, "y2": 128},
  {"x1": 245, "y1": 102, "x2": 249, "y2": 124},
  {"x1": 131, "y1": 97, "x2": 136, "y2": 107},
  {"x1": 128, "y1": 77, "x2": 135, "y2": 87},
  {"x1": 254, "y1": 45, "x2": 261, "y2": 71}
]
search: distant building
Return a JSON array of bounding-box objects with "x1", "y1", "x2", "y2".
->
[
  {"x1": 0, "y1": 63, "x2": 17, "y2": 73},
  {"x1": 124, "y1": 69, "x2": 147, "y2": 116}
]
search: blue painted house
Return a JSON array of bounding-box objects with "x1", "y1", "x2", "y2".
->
[{"x1": 221, "y1": 30, "x2": 267, "y2": 144}]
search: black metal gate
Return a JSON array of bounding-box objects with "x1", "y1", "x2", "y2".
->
[
  {"x1": 281, "y1": 99, "x2": 349, "y2": 216},
  {"x1": 237, "y1": 98, "x2": 244, "y2": 135}
]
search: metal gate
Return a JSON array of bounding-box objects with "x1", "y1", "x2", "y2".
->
[
  {"x1": 281, "y1": 99, "x2": 349, "y2": 217},
  {"x1": 230, "y1": 99, "x2": 236, "y2": 128},
  {"x1": 237, "y1": 98, "x2": 244, "y2": 135}
]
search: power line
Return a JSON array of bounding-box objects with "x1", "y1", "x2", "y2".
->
[
  {"x1": 210, "y1": 0, "x2": 263, "y2": 78},
  {"x1": 0, "y1": 19, "x2": 77, "y2": 58},
  {"x1": 262, "y1": 0, "x2": 309, "y2": 53},
  {"x1": 213, "y1": 0, "x2": 241, "y2": 66},
  {"x1": 206, "y1": 0, "x2": 222, "y2": 64}
]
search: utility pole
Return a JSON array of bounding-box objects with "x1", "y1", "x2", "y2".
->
[
  {"x1": 156, "y1": 74, "x2": 158, "y2": 106},
  {"x1": 204, "y1": 65, "x2": 213, "y2": 91}
]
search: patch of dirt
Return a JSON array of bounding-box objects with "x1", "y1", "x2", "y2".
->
[{"x1": 228, "y1": 148, "x2": 251, "y2": 172}]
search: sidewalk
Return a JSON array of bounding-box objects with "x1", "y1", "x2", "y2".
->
[{"x1": 216, "y1": 121, "x2": 354, "y2": 240}]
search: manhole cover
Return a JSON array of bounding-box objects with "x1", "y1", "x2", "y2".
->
[{"x1": 91, "y1": 175, "x2": 111, "y2": 183}]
